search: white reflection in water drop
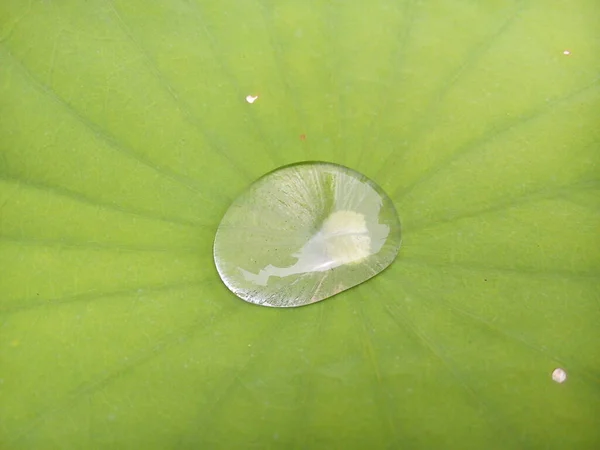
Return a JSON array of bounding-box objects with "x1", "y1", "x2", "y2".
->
[{"x1": 239, "y1": 210, "x2": 389, "y2": 286}]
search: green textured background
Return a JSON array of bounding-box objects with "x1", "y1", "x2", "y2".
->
[{"x1": 1, "y1": 0, "x2": 599, "y2": 449}]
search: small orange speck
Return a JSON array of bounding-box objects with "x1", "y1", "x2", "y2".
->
[{"x1": 300, "y1": 134, "x2": 306, "y2": 141}]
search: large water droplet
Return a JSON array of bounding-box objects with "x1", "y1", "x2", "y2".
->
[{"x1": 213, "y1": 162, "x2": 401, "y2": 307}]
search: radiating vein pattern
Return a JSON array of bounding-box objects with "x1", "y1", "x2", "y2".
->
[{"x1": 0, "y1": 0, "x2": 599, "y2": 448}]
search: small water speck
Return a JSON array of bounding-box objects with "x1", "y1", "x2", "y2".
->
[
  {"x1": 245, "y1": 95, "x2": 258, "y2": 104},
  {"x1": 552, "y1": 368, "x2": 567, "y2": 383}
]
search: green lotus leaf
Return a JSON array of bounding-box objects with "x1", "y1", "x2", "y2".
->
[{"x1": 1, "y1": 0, "x2": 598, "y2": 449}]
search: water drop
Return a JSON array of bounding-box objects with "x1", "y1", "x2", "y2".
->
[
  {"x1": 213, "y1": 162, "x2": 401, "y2": 307},
  {"x1": 551, "y1": 368, "x2": 567, "y2": 383}
]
